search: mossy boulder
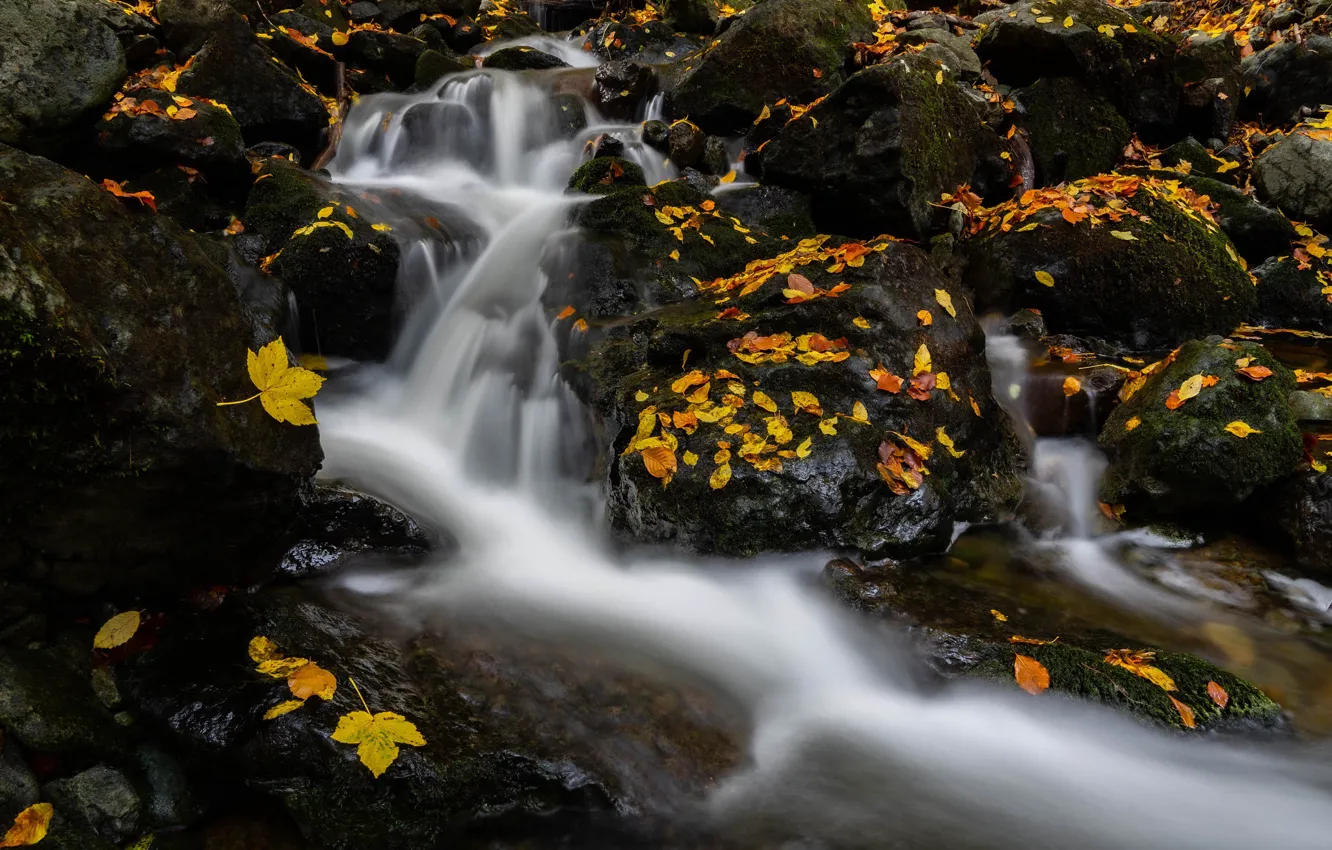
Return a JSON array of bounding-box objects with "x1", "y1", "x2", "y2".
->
[
  {"x1": 963, "y1": 176, "x2": 1257, "y2": 349},
  {"x1": 1099, "y1": 337, "x2": 1303, "y2": 517},
  {"x1": 581, "y1": 18, "x2": 706, "y2": 64},
  {"x1": 760, "y1": 55, "x2": 1009, "y2": 240},
  {"x1": 1252, "y1": 256, "x2": 1332, "y2": 333},
  {"x1": 975, "y1": 0, "x2": 1182, "y2": 141},
  {"x1": 667, "y1": 0, "x2": 875, "y2": 134},
  {"x1": 1014, "y1": 77, "x2": 1130, "y2": 185},
  {"x1": 575, "y1": 237, "x2": 1024, "y2": 559},
  {"x1": 567, "y1": 156, "x2": 647, "y2": 195},
  {"x1": 94, "y1": 96, "x2": 247, "y2": 177},
  {"x1": 244, "y1": 159, "x2": 401, "y2": 360}
]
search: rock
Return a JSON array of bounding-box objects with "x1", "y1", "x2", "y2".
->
[
  {"x1": 1241, "y1": 38, "x2": 1332, "y2": 125},
  {"x1": 343, "y1": 29, "x2": 430, "y2": 89},
  {"x1": 593, "y1": 60, "x2": 655, "y2": 120},
  {"x1": 1291, "y1": 390, "x2": 1332, "y2": 423},
  {"x1": 1014, "y1": 77, "x2": 1131, "y2": 185},
  {"x1": 43, "y1": 766, "x2": 141, "y2": 844},
  {"x1": 668, "y1": 0, "x2": 874, "y2": 134},
  {"x1": 895, "y1": 27, "x2": 982, "y2": 79},
  {"x1": 277, "y1": 483, "x2": 433, "y2": 579},
  {"x1": 590, "y1": 132, "x2": 625, "y2": 159},
  {"x1": 663, "y1": 0, "x2": 727, "y2": 33},
  {"x1": 1099, "y1": 337, "x2": 1302, "y2": 517},
  {"x1": 95, "y1": 95, "x2": 248, "y2": 177},
  {"x1": 1264, "y1": 470, "x2": 1332, "y2": 576},
  {"x1": 438, "y1": 14, "x2": 484, "y2": 53},
  {"x1": 568, "y1": 157, "x2": 647, "y2": 196},
  {"x1": 642, "y1": 118, "x2": 669, "y2": 151},
  {"x1": 346, "y1": 1, "x2": 381, "y2": 22},
  {"x1": 1251, "y1": 256, "x2": 1332, "y2": 332},
  {"x1": 1159, "y1": 136, "x2": 1225, "y2": 179},
  {"x1": 156, "y1": 0, "x2": 251, "y2": 57},
  {"x1": 0, "y1": 0, "x2": 127, "y2": 150},
  {"x1": 0, "y1": 739, "x2": 39, "y2": 816},
  {"x1": 974, "y1": 0, "x2": 1182, "y2": 141},
  {"x1": 0, "y1": 647, "x2": 121, "y2": 756},
  {"x1": 714, "y1": 185, "x2": 817, "y2": 241},
  {"x1": 552, "y1": 92, "x2": 589, "y2": 138},
  {"x1": 963, "y1": 174, "x2": 1257, "y2": 350},
  {"x1": 482, "y1": 45, "x2": 570, "y2": 71},
  {"x1": 134, "y1": 744, "x2": 206, "y2": 829},
  {"x1": 415, "y1": 49, "x2": 471, "y2": 88},
  {"x1": 581, "y1": 18, "x2": 704, "y2": 64},
  {"x1": 572, "y1": 227, "x2": 1024, "y2": 558},
  {"x1": 1175, "y1": 33, "x2": 1242, "y2": 142},
  {"x1": 760, "y1": 56, "x2": 1008, "y2": 240},
  {"x1": 1254, "y1": 128, "x2": 1332, "y2": 232},
  {"x1": 667, "y1": 119, "x2": 706, "y2": 168},
  {"x1": 701, "y1": 135, "x2": 730, "y2": 176},
  {"x1": 177, "y1": 25, "x2": 329, "y2": 157}
]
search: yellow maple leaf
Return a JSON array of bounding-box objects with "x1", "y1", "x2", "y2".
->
[
  {"x1": 217, "y1": 337, "x2": 325, "y2": 425},
  {"x1": 288, "y1": 661, "x2": 338, "y2": 700},
  {"x1": 264, "y1": 699, "x2": 307, "y2": 721},
  {"x1": 2, "y1": 803, "x2": 52, "y2": 847},
  {"x1": 93, "y1": 611, "x2": 141, "y2": 649},
  {"x1": 332, "y1": 687, "x2": 427, "y2": 778}
]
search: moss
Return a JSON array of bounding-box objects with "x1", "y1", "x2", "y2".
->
[
  {"x1": 1099, "y1": 337, "x2": 1303, "y2": 516},
  {"x1": 567, "y1": 157, "x2": 646, "y2": 196},
  {"x1": 243, "y1": 159, "x2": 324, "y2": 245},
  {"x1": 1017, "y1": 77, "x2": 1130, "y2": 183}
]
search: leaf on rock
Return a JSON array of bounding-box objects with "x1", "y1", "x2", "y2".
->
[
  {"x1": 1010, "y1": 635, "x2": 1058, "y2": 646},
  {"x1": 936, "y1": 427, "x2": 964, "y2": 458},
  {"x1": 791, "y1": 391, "x2": 822, "y2": 416},
  {"x1": 257, "y1": 657, "x2": 311, "y2": 678},
  {"x1": 934, "y1": 289, "x2": 957, "y2": 317},
  {"x1": 1177, "y1": 374, "x2": 1204, "y2": 401},
  {"x1": 1103, "y1": 648, "x2": 1176, "y2": 691},
  {"x1": 332, "y1": 710, "x2": 427, "y2": 778},
  {"x1": 1062, "y1": 376, "x2": 1081, "y2": 396},
  {"x1": 913, "y1": 344, "x2": 932, "y2": 376},
  {"x1": 850, "y1": 401, "x2": 869, "y2": 423},
  {"x1": 1125, "y1": 416, "x2": 1141, "y2": 431},
  {"x1": 753, "y1": 390, "x2": 778, "y2": 412},
  {"x1": 100, "y1": 179, "x2": 157, "y2": 212},
  {"x1": 795, "y1": 436, "x2": 813, "y2": 459},
  {"x1": 249, "y1": 635, "x2": 281, "y2": 663},
  {"x1": 1014, "y1": 654, "x2": 1050, "y2": 695},
  {"x1": 1109, "y1": 230, "x2": 1138, "y2": 241},
  {"x1": 1034, "y1": 270, "x2": 1055, "y2": 287},
  {"x1": 217, "y1": 337, "x2": 324, "y2": 425},
  {"x1": 853, "y1": 316, "x2": 871, "y2": 329},
  {"x1": 641, "y1": 446, "x2": 677, "y2": 483},
  {"x1": 317, "y1": 206, "x2": 334, "y2": 219},
  {"x1": 819, "y1": 418, "x2": 838, "y2": 435},
  {"x1": 869, "y1": 364, "x2": 903, "y2": 393},
  {"x1": 331, "y1": 30, "x2": 349, "y2": 46},
  {"x1": 709, "y1": 463, "x2": 732, "y2": 489},
  {"x1": 1207, "y1": 680, "x2": 1230, "y2": 709},
  {"x1": 288, "y1": 662, "x2": 338, "y2": 700},
  {"x1": 917, "y1": 309, "x2": 933, "y2": 326},
  {"x1": 93, "y1": 611, "x2": 141, "y2": 649},
  {"x1": 720, "y1": 170, "x2": 736, "y2": 184},
  {"x1": 990, "y1": 609, "x2": 1008, "y2": 622},
  {"x1": 683, "y1": 450, "x2": 699, "y2": 466},
  {"x1": 1224, "y1": 421, "x2": 1261, "y2": 438},
  {"x1": 556, "y1": 305, "x2": 576, "y2": 320},
  {"x1": 2, "y1": 803, "x2": 53, "y2": 847},
  {"x1": 1237, "y1": 365, "x2": 1272, "y2": 381},
  {"x1": 1169, "y1": 696, "x2": 1197, "y2": 729},
  {"x1": 264, "y1": 699, "x2": 307, "y2": 720},
  {"x1": 786, "y1": 273, "x2": 815, "y2": 295}
]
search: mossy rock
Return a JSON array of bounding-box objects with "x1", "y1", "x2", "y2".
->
[
  {"x1": 95, "y1": 97, "x2": 247, "y2": 177},
  {"x1": 761, "y1": 54, "x2": 1009, "y2": 240},
  {"x1": 667, "y1": 0, "x2": 875, "y2": 134},
  {"x1": 1014, "y1": 76, "x2": 1130, "y2": 185},
  {"x1": 1251, "y1": 255, "x2": 1332, "y2": 333},
  {"x1": 963, "y1": 178, "x2": 1257, "y2": 350},
  {"x1": 574, "y1": 238, "x2": 1024, "y2": 559},
  {"x1": 567, "y1": 156, "x2": 647, "y2": 195},
  {"x1": 1099, "y1": 336, "x2": 1303, "y2": 517}
]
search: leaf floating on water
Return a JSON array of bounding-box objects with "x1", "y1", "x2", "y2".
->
[
  {"x1": 217, "y1": 337, "x2": 324, "y2": 425},
  {"x1": 1014, "y1": 654, "x2": 1050, "y2": 695},
  {"x1": 1169, "y1": 696, "x2": 1197, "y2": 729},
  {"x1": 1207, "y1": 680, "x2": 1230, "y2": 709},
  {"x1": 289, "y1": 662, "x2": 338, "y2": 700},
  {"x1": 264, "y1": 699, "x2": 307, "y2": 720},
  {"x1": 94, "y1": 611, "x2": 141, "y2": 649},
  {"x1": 1034, "y1": 270, "x2": 1055, "y2": 287},
  {"x1": 1224, "y1": 421, "x2": 1261, "y2": 438},
  {"x1": 2, "y1": 803, "x2": 53, "y2": 847},
  {"x1": 1062, "y1": 376, "x2": 1081, "y2": 396},
  {"x1": 934, "y1": 289, "x2": 957, "y2": 317},
  {"x1": 1103, "y1": 649, "x2": 1176, "y2": 691}
]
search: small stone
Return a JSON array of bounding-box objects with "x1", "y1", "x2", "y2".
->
[{"x1": 43, "y1": 766, "x2": 142, "y2": 844}]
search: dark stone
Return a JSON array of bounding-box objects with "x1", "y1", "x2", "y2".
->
[
  {"x1": 1159, "y1": 136, "x2": 1224, "y2": 178},
  {"x1": 568, "y1": 157, "x2": 647, "y2": 195},
  {"x1": 1264, "y1": 470, "x2": 1332, "y2": 577},
  {"x1": 134, "y1": 744, "x2": 206, "y2": 830},
  {"x1": 667, "y1": 120, "x2": 706, "y2": 168},
  {"x1": 482, "y1": 46, "x2": 570, "y2": 71},
  {"x1": 43, "y1": 766, "x2": 141, "y2": 844},
  {"x1": 896, "y1": 27, "x2": 982, "y2": 78},
  {"x1": 1014, "y1": 76, "x2": 1131, "y2": 185},
  {"x1": 0, "y1": 0, "x2": 127, "y2": 150},
  {"x1": 1099, "y1": 337, "x2": 1302, "y2": 517},
  {"x1": 343, "y1": 29, "x2": 431, "y2": 89},
  {"x1": 95, "y1": 97, "x2": 248, "y2": 177},
  {"x1": 0, "y1": 647, "x2": 121, "y2": 756},
  {"x1": 346, "y1": 1, "x2": 382, "y2": 22},
  {"x1": 277, "y1": 484, "x2": 434, "y2": 579},
  {"x1": 553, "y1": 92, "x2": 588, "y2": 138},
  {"x1": 590, "y1": 132, "x2": 626, "y2": 158},
  {"x1": 642, "y1": 119, "x2": 669, "y2": 151},
  {"x1": 1240, "y1": 38, "x2": 1332, "y2": 125},
  {"x1": 714, "y1": 185, "x2": 818, "y2": 240},
  {"x1": 593, "y1": 60, "x2": 655, "y2": 119},
  {"x1": 1175, "y1": 33, "x2": 1242, "y2": 141},
  {"x1": 701, "y1": 135, "x2": 729, "y2": 176},
  {"x1": 1254, "y1": 129, "x2": 1332, "y2": 232},
  {"x1": 440, "y1": 15, "x2": 484, "y2": 53},
  {"x1": 0, "y1": 738, "x2": 39, "y2": 816},
  {"x1": 761, "y1": 56, "x2": 1009, "y2": 240},
  {"x1": 156, "y1": 0, "x2": 251, "y2": 57},
  {"x1": 1252, "y1": 256, "x2": 1332, "y2": 333},
  {"x1": 414, "y1": 49, "x2": 471, "y2": 88}
]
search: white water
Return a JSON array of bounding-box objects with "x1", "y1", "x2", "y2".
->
[{"x1": 318, "y1": 69, "x2": 1332, "y2": 847}]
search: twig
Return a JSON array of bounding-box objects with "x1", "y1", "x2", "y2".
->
[{"x1": 312, "y1": 62, "x2": 348, "y2": 171}]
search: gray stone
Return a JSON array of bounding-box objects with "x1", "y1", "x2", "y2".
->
[
  {"x1": 0, "y1": 0, "x2": 127, "y2": 149},
  {"x1": 0, "y1": 648, "x2": 121, "y2": 756},
  {"x1": 1292, "y1": 390, "x2": 1332, "y2": 423},
  {"x1": 897, "y1": 27, "x2": 982, "y2": 78},
  {"x1": 1254, "y1": 130, "x2": 1332, "y2": 232},
  {"x1": 0, "y1": 739, "x2": 39, "y2": 816},
  {"x1": 135, "y1": 745, "x2": 205, "y2": 830},
  {"x1": 43, "y1": 766, "x2": 141, "y2": 844},
  {"x1": 155, "y1": 0, "x2": 250, "y2": 56}
]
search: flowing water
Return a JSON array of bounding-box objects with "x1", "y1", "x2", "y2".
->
[{"x1": 316, "y1": 67, "x2": 1332, "y2": 847}]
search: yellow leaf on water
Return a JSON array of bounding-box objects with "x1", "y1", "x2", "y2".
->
[
  {"x1": 219, "y1": 337, "x2": 324, "y2": 425},
  {"x1": 936, "y1": 426, "x2": 964, "y2": 458},
  {"x1": 1014, "y1": 654, "x2": 1050, "y2": 694},
  {"x1": 93, "y1": 611, "x2": 141, "y2": 649},
  {"x1": 913, "y1": 344, "x2": 932, "y2": 376},
  {"x1": 1034, "y1": 270, "x2": 1055, "y2": 287},
  {"x1": 2, "y1": 803, "x2": 53, "y2": 847},
  {"x1": 791, "y1": 391, "x2": 822, "y2": 416},
  {"x1": 249, "y1": 636, "x2": 281, "y2": 663},
  {"x1": 709, "y1": 463, "x2": 732, "y2": 489},
  {"x1": 1224, "y1": 421, "x2": 1261, "y2": 438},
  {"x1": 257, "y1": 657, "x2": 310, "y2": 678},
  {"x1": 934, "y1": 289, "x2": 956, "y2": 317},
  {"x1": 332, "y1": 709, "x2": 426, "y2": 778},
  {"x1": 1170, "y1": 696, "x2": 1197, "y2": 729},
  {"x1": 264, "y1": 699, "x2": 307, "y2": 720},
  {"x1": 753, "y1": 390, "x2": 778, "y2": 412},
  {"x1": 1063, "y1": 376, "x2": 1081, "y2": 396},
  {"x1": 289, "y1": 662, "x2": 338, "y2": 700}
]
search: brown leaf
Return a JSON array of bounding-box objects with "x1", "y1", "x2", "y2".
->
[
  {"x1": 1014, "y1": 654, "x2": 1050, "y2": 695},
  {"x1": 786, "y1": 273, "x2": 815, "y2": 294},
  {"x1": 1169, "y1": 696, "x2": 1197, "y2": 729},
  {"x1": 1237, "y1": 365, "x2": 1273, "y2": 381},
  {"x1": 1207, "y1": 680, "x2": 1230, "y2": 709}
]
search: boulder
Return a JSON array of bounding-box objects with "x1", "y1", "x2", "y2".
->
[
  {"x1": 0, "y1": 144, "x2": 321, "y2": 587},
  {"x1": 156, "y1": 0, "x2": 252, "y2": 57},
  {"x1": 177, "y1": 24, "x2": 329, "y2": 157},
  {"x1": 667, "y1": 119, "x2": 706, "y2": 168},
  {"x1": 414, "y1": 49, "x2": 471, "y2": 88},
  {"x1": 567, "y1": 156, "x2": 647, "y2": 195},
  {"x1": 663, "y1": 0, "x2": 731, "y2": 33},
  {"x1": 482, "y1": 45, "x2": 570, "y2": 71},
  {"x1": 1251, "y1": 256, "x2": 1332, "y2": 333},
  {"x1": 668, "y1": 0, "x2": 875, "y2": 134},
  {"x1": 1098, "y1": 337, "x2": 1303, "y2": 517},
  {"x1": 581, "y1": 18, "x2": 704, "y2": 64},
  {"x1": 593, "y1": 60, "x2": 655, "y2": 119},
  {"x1": 1173, "y1": 33, "x2": 1242, "y2": 142},
  {"x1": 974, "y1": 0, "x2": 1182, "y2": 141},
  {"x1": 0, "y1": 646, "x2": 122, "y2": 756},
  {"x1": 895, "y1": 26, "x2": 982, "y2": 79},
  {"x1": 276, "y1": 484, "x2": 433, "y2": 579},
  {"x1": 1014, "y1": 77, "x2": 1130, "y2": 186},
  {"x1": 342, "y1": 29, "x2": 431, "y2": 88},
  {"x1": 1240, "y1": 38, "x2": 1332, "y2": 125},
  {"x1": 95, "y1": 95, "x2": 248, "y2": 177},
  {"x1": 760, "y1": 55, "x2": 1009, "y2": 240},
  {"x1": 0, "y1": 739, "x2": 39, "y2": 817},
  {"x1": 963, "y1": 174, "x2": 1257, "y2": 349},
  {"x1": 0, "y1": 0, "x2": 127, "y2": 150},
  {"x1": 43, "y1": 766, "x2": 142, "y2": 845},
  {"x1": 1264, "y1": 469, "x2": 1332, "y2": 577},
  {"x1": 1254, "y1": 128, "x2": 1332, "y2": 233}
]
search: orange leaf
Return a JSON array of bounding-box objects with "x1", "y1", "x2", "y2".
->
[
  {"x1": 1165, "y1": 390, "x2": 1184, "y2": 410},
  {"x1": 100, "y1": 179, "x2": 157, "y2": 212},
  {"x1": 1010, "y1": 635, "x2": 1058, "y2": 646},
  {"x1": 2, "y1": 803, "x2": 53, "y2": 847},
  {"x1": 641, "y1": 446, "x2": 677, "y2": 480},
  {"x1": 573, "y1": 318, "x2": 589, "y2": 333},
  {"x1": 556, "y1": 305, "x2": 575, "y2": 320},
  {"x1": 1201, "y1": 375, "x2": 1219, "y2": 388},
  {"x1": 1169, "y1": 696, "x2": 1197, "y2": 729},
  {"x1": 1062, "y1": 376, "x2": 1081, "y2": 396},
  {"x1": 1237, "y1": 365, "x2": 1272, "y2": 381},
  {"x1": 1207, "y1": 680, "x2": 1229, "y2": 709},
  {"x1": 1014, "y1": 654, "x2": 1050, "y2": 695},
  {"x1": 288, "y1": 662, "x2": 337, "y2": 700},
  {"x1": 917, "y1": 309, "x2": 933, "y2": 326}
]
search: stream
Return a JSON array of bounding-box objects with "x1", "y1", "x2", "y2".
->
[{"x1": 314, "y1": 63, "x2": 1332, "y2": 848}]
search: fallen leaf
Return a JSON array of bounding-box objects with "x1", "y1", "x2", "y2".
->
[
  {"x1": 786, "y1": 273, "x2": 815, "y2": 294},
  {"x1": 1014, "y1": 654, "x2": 1050, "y2": 695},
  {"x1": 332, "y1": 708, "x2": 427, "y2": 778},
  {"x1": 1125, "y1": 416, "x2": 1141, "y2": 431},
  {"x1": 1062, "y1": 376, "x2": 1081, "y2": 396},
  {"x1": 635, "y1": 390, "x2": 649, "y2": 402},
  {"x1": 2, "y1": 803, "x2": 53, "y2": 847},
  {"x1": 641, "y1": 446, "x2": 678, "y2": 481},
  {"x1": 937, "y1": 427, "x2": 965, "y2": 458},
  {"x1": 257, "y1": 657, "x2": 310, "y2": 678},
  {"x1": 672, "y1": 370, "x2": 708, "y2": 394},
  {"x1": 1063, "y1": 14, "x2": 1073, "y2": 26},
  {"x1": 1110, "y1": 230, "x2": 1138, "y2": 241},
  {"x1": 852, "y1": 316, "x2": 870, "y2": 329},
  {"x1": 1224, "y1": 421, "x2": 1261, "y2": 438},
  {"x1": 94, "y1": 611, "x2": 141, "y2": 649},
  {"x1": 288, "y1": 662, "x2": 338, "y2": 700},
  {"x1": 913, "y1": 344, "x2": 932, "y2": 376},
  {"x1": 331, "y1": 30, "x2": 349, "y2": 46},
  {"x1": 709, "y1": 463, "x2": 731, "y2": 489},
  {"x1": 1104, "y1": 648, "x2": 1176, "y2": 691},
  {"x1": 1177, "y1": 373, "x2": 1204, "y2": 401},
  {"x1": 1237, "y1": 365, "x2": 1273, "y2": 381},
  {"x1": 791, "y1": 391, "x2": 822, "y2": 416},
  {"x1": 556, "y1": 305, "x2": 576, "y2": 320},
  {"x1": 100, "y1": 179, "x2": 157, "y2": 212},
  {"x1": 1165, "y1": 390, "x2": 1184, "y2": 410},
  {"x1": 753, "y1": 390, "x2": 778, "y2": 412},
  {"x1": 1207, "y1": 680, "x2": 1230, "y2": 709},
  {"x1": 216, "y1": 337, "x2": 324, "y2": 425},
  {"x1": 1169, "y1": 696, "x2": 1197, "y2": 729},
  {"x1": 851, "y1": 401, "x2": 869, "y2": 423},
  {"x1": 249, "y1": 636, "x2": 281, "y2": 663},
  {"x1": 264, "y1": 699, "x2": 307, "y2": 720},
  {"x1": 317, "y1": 206, "x2": 334, "y2": 219},
  {"x1": 935, "y1": 70, "x2": 943, "y2": 85},
  {"x1": 1010, "y1": 635, "x2": 1058, "y2": 646},
  {"x1": 991, "y1": 609, "x2": 1008, "y2": 622},
  {"x1": 720, "y1": 170, "x2": 736, "y2": 184},
  {"x1": 683, "y1": 450, "x2": 699, "y2": 466},
  {"x1": 1034, "y1": 270, "x2": 1055, "y2": 287},
  {"x1": 934, "y1": 289, "x2": 957, "y2": 317},
  {"x1": 573, "y1": 318, "x2": 589, "y2": 333},
  {"x1": 917, "y1": 309, "x2": 933, "y2": 326}
]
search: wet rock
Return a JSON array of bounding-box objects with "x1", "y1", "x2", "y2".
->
[
  {"x1": 964, "y1": 175, "x2": 1256, "y2": 350},
  {"x1": 577, "y1": 234, "x2": 1024, "y2": 559},
  {"x1": 669, "y1": 0, "x2": 874, "y2": 134},
  {"x1": 277, "y1": 484, "x2": 434, "y2": 579},
  {"x1": 1265, "y1": 470, "x2": 1332, "y2": 576},
  {"x1": 582, "y1": 18, "x2": 703, "y2": 64},
  {"x1": 701, "y1": 136, "x2": 730, "y2": 176},
  {"x1": 95, "y1": 95, "x2": 248, "y2": 177},
  {"x1": 482, "y1": 45, "x2": 570, "y2": 71},
  {"x1": 1099, "y1": 337, "x2": 1303, "y2": 517},
  {"x1": 663, "y1": 0, "x2": 728, "y2": 33},
  {"x1": 896, "y1": 27, "x2": 982, "y2": 79},
  {"x1": 642, "y1": 119, "x2": 669, "y2": 151},
  {"x1": 0, "y1": 647, "x2": 121, "y2": 756},
  {"x1": 244, "y1": 158, "x2": 402, "y2": 360},
  {"x1": 0, "y1": 0, "x2": 128, "y2": 151},
  {"x1": 177, "y1": 24, "x2": 329, "y2": 157},
  {"x1": 415, "y1": 49, "x2": 471, "y2": 88},
  {"x1": 156, "y1": 0, "x2": 251, "y2": 57},
  {"x1": 439, "y1": 14, "x2": 484, "y2": 53},
  {"x1": 714, "y1": 185, "x2": 817, "y2": 241},
  {"x1": 1159, "y1": 136, "x2": 1225, "y2": 179},
  {"x1": 344, "y1": 29, "x2": 431, "y2": 88},
  {"x1": 346, "y1": 1, "x2": 381, "y2": 22},
  {"x1": 1251, "y1": 256, "x2": 1332, "y2": 333},
  {"x1": 0, "y1": 739, "x2": 39, "y2": 815},
  {"x1": 1014, "y1": 77, "x2": 1130, "y2": 186},
  {"x1": 1254, "y1": 128, "x2": 1332, "y2": 233},
  {"x1": 590, "y1": 132, "x2": 626, "y2": 159},
  {"x1": 0, "y1": 145, "x2": 321, "y2": 587},
  {"x1": 1240, "y1": 38, "x2": 1332, "y2": 125},
  {"x1": 762, "y1": 56, "x2": 1007, "y2": 241},
  {"x1": 1174, "y1": 33, "x2": 1242, "y2": 142},
  {"x1": 553, "y1": 92, "x2": 589, "y2": 138},
  {"x1": 43, "y1": 766, "x2": 141, "y2": 844},
  {"x1": 135, "y1": 744, "x2": 206, "y2": 830},
  {"x1": 974, "y1": 0, "x2": 1182, "y2": 141},
  {"x1": 667, "y1": 120, "x2": 706, "y2": 169},
  {"x1": 568, "y1": 157, "x2": 647, "y2": 196},
  {"x1": 594, "y1": 60, "x2": 654, "y2": 120}
]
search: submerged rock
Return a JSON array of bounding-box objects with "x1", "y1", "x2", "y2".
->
[{"x1": 1098, "y1": 337, "x2": 1302, "y2": 517}]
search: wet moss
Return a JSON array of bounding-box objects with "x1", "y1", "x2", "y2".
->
[
  {"x1": 1016, "y1": 77, "x2": 1130, "y2": 184},
  {"x1": 243, "y1": 159, "x2": 324, "y2": 246},
  {"x1": 567, "y1": 157, "x2": 646, "y2": 195}
]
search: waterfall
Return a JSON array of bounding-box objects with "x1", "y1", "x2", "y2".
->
[{"x1": 315, "y1": 69, "x2": 1332, "y2": 848}]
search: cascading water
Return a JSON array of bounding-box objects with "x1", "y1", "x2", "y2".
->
[{"x1": 316, "y1": 69, "x2": 1332, "y2": 847}]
